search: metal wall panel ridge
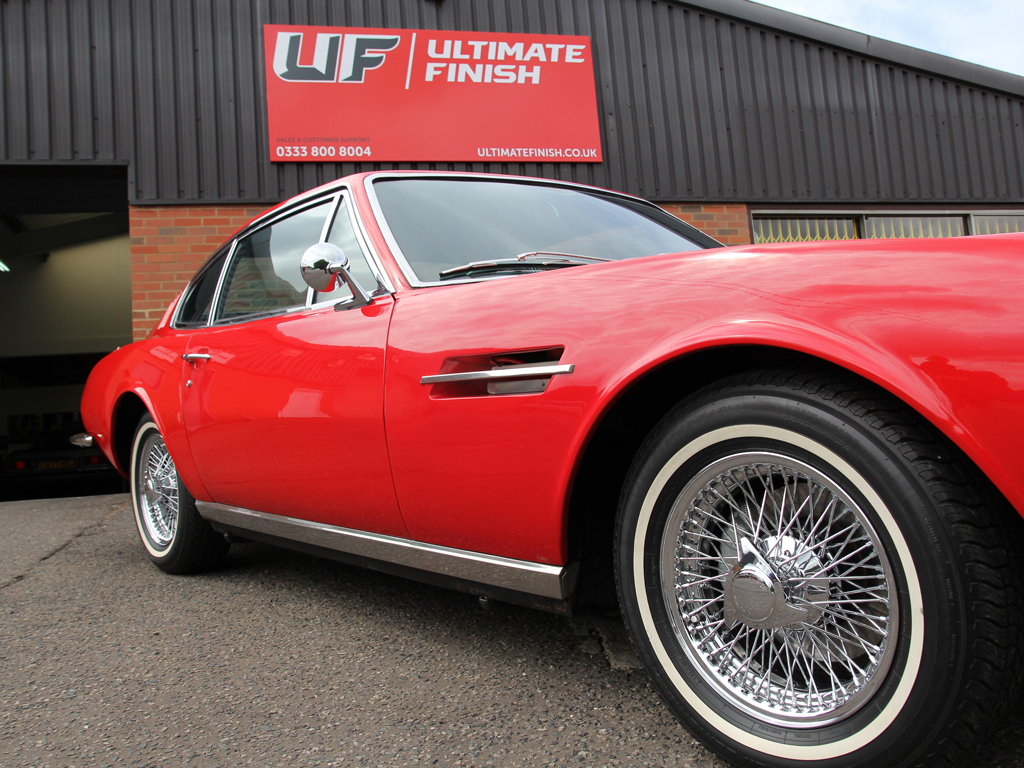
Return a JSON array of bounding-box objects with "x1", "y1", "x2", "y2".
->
[{"x1": 0, "y1": 0, "x2": 1021, "y2": 204}]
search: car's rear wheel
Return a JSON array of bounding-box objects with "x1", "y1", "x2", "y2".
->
[
  {"x1": 130, "y1": 416, "x2": 228, "y2": 573},
  {"x1": 616, "y1": 370, "x2": 1022, "y2": 767}
]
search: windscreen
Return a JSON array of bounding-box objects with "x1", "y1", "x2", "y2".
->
[{"x1": 372, "y1": 179, "x2": 707, "y2": 283}]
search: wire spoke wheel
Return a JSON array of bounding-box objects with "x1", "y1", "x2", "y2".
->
[
  {"x1": 136, "y1": 430, "x2": 180, "y2": 548},
  {"x1": 617, "y1": 371, "x2": 1024, "y2": 767},
  {"x1": 661, "y1": 451, "x2": 897, "y2": 727},
  {"x1": 130, "y1": 417, "x2": 229, "y2": 573}
]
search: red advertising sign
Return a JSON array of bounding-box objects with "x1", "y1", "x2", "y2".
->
[{"x1": 263, "y1": 25, "x2": 602, "y2": 163}]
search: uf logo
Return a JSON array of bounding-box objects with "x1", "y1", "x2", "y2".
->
[{"x1": 274, "y1": 32, "x2": 401, "y2": 83}]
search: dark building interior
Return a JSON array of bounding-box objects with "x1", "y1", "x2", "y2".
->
[{"x1": 0, "y1": 165, "x2": 130, "y2": 500}]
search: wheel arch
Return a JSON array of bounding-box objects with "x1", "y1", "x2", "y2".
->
[
  {"x1": 110, "y1": 391, "x2": 152, "y2": 477},
  {"x1": 565, "y1": 342, "x2": 1019, "y2": 606}
]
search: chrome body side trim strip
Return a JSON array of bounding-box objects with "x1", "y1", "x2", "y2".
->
[
  {"x1": 196, "y1": 502, "x2": 572, "y2": 600},
  {"x1": 420, "y1": 363, "x2": 574, "y2": 385}
]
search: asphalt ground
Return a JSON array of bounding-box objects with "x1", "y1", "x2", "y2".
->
[{"x1": 2, "y1": 495, "x2": 1024, "y2": 768}]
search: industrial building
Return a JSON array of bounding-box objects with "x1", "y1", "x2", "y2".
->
[{"x1": 1, "y1": 0, "x2": 1022, "y2": 496}]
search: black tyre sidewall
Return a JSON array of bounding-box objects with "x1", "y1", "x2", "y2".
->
[{"x1": 616, "y1": 386, "x2": 964, "y2": 768}]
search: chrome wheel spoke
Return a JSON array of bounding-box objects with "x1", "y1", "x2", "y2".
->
[
  {"x1": 137, "y1": 431, "x2": 180, "y2": 548},
  {"x1": 662, "y1": 452, "x2": 897, "y2": 728}
]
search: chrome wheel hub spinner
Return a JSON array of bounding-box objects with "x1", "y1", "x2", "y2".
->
[
  {"x1": 723, "y1": 537, "x2": 826, "y2": 629},
  {"x1": 722, "y1": 535, "x2": 830, "y2": 630}
]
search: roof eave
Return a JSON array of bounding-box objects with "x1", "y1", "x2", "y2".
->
[{"x1": 677, "y1": 0, "x2": 1024, "y2": 98}]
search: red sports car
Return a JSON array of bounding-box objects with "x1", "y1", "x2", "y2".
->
[{"x1": 77, "y1": 172, "x2": 1024, "y2": 768}]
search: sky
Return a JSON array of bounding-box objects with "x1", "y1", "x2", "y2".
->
[{"x1": 749, "y1": 0, "x2": 1024, "y2": 78}]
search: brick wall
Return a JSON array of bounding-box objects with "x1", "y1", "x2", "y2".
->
[
  {"x1": 129, "y1": 204, "x2": 269, "y2": 340},
  {"x1": 660, "y1": 203, "x2": 752, "y2": 245}
]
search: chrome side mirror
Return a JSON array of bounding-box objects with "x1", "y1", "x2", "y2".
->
[
  {"x1": 300, "y1": 243, "x2": 373, "y2": 310},
  {"x1": 300, "y1": 242, "x2": 349, "y2": 291}
]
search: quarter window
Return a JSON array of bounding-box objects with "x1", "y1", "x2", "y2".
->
[
  {"x1": 216, "y1": 201, "x2": 331, "y2": 322},
  {"x1": 314, "y1": 197, "x2": 381, "y2": 304},
  {"x1": 177, "y1": 250, "x2": 227, "y2": 327}
]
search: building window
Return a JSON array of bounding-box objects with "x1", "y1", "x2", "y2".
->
[
  {"x1": 752, "y1": 211, "x2": 1023, "y2": 243},
  {"x1": 752, "y1": 217, "x2": 858, "y2": 243},
  {"x1": 974, "y1": 215, "x2": 1024, "y2": 235},
  {"x1": 863, "y1": 216, "x2": 965, "y2": 239}
]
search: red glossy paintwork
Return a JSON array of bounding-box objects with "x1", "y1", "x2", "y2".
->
[
  {"x1": 180, "y1": 297, "x2": 406, "y2": 536},
  {"x1": 80, "y1": 323, "x2": 211, "y2": 502},
  {"x1": 384, "y1": 235, "x2": 1024, "y2": 564},
  {"x1": 79, "y1": 172, "x2": 1024, "y2": 571}
]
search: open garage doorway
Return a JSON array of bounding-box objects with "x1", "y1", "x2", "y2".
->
[{"x1": 0, "y1": 165, "x2": 131, "y2": 500}]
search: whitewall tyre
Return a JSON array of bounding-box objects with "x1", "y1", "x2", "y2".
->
[
  {"x1": 615, "y1": 370, "x2": 1023, "y2": 768},
  {"x1": 130, "y1": 417, "x2": 228, "y2": 574}
]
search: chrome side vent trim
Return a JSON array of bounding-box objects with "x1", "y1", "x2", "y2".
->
[
  {"x1": 196, "y1": 501, "x2": 572, "y2": 600},
  {"x1": 420, "y1": 363, "x2": 574, "y2": 385}
]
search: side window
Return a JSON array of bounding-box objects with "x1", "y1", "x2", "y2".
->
[
  {"x1": 314, "y1": 197, "x2": 382, "y2": 304},
  {"x1": 176, "y1": 250, "x2": 228, "y2": 327},
  {"x1": 216, "y1": 201, "x2": 331, "y2": 322}
]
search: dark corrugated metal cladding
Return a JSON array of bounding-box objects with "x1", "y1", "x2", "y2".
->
[{"x1": 0, "y1": 0, "x2": 1022, "y2": 204}]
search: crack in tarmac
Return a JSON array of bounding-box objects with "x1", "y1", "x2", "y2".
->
[
  {"x1": 0, "y1": 502, "x2": 127, "y2": 591},
  {"x1": 568, "y1": 611, "x2": 642, "y2": 670}
]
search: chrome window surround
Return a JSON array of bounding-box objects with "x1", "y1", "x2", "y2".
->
[
  {"x1": 308, "y1": 192, "x2": 390, "y2": 310},
  {"x1": 171, "y1": 239, "x2": 236, "y2": 329},
  {"x1": 171, "y1": 185, "x2": 395, "y2": 329},
  {"x1": 195, "y1": 501, "x2": 574, "y2": 600},
  {"x1": 363, "y1": 172, "x2": 716, "y2": 289}
]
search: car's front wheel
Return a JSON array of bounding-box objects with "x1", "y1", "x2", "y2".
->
[
  {"x1": 616, "y1": 370, "x2": 1022, "y2": 767},
  {"x1": 130, "y1": 416, "x2": 228, "y2": 574}
]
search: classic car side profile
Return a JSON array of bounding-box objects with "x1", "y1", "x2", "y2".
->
[{"x1": 77, "y1": 172, "x2": 1024, "y2": 768}]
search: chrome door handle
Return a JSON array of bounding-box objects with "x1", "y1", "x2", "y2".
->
[
  {"x1": 182, "y1": 353, "x2": 212, "y2": 362},
  {"x1": 420, "y1": 363, "x2": 574, "y2": 385}
]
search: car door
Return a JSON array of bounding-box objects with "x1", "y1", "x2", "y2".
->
[
  {"x1": 180, "y1": 193, "x2": 408, "y2": 537},
  {"x1": 367, "y1": 175, "x2": 711, "y2": 566}
]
